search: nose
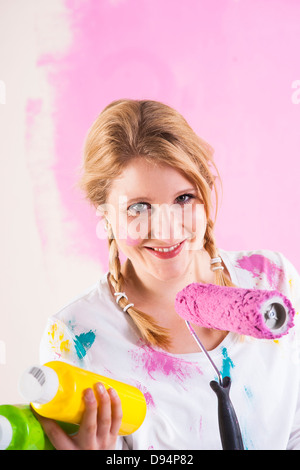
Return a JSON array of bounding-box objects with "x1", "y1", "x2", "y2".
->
[{"x1": 150, "y1": 203, "x2": 185, "y2": 242}]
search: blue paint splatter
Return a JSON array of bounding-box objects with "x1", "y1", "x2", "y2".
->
[
  {"x1": 66, "y1": 319, "x2": 96, "y2": 359},
  {"x1": 244, "y1": 386, "x2": 253, "y2": 400},
  {"x1": 220, "y1": 347, "x2": 235, "y2": 379},
  {"x1": 73, "y1": 330, "x2": 96, "y2": 359},
  {"x1": 68, "y1": 318, "x2": 77, "y2": 331}
]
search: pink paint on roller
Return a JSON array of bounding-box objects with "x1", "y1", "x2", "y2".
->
[{"x1": 175, "y1": 283, "x2": 295, "y2": 339}]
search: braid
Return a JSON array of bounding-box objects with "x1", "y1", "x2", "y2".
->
[
  {"x1": 106, "y1": 222, "x2": 124, "y2": 292},
  {"x1": 204, "y1": 218, "x2": 235, "y2": 287},
  {"x1": 106, "y1": 222, "x2": 171, "y2": 349}
]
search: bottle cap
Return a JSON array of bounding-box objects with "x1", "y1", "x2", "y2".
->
[
  {"x1": 19, "y1": 365, "x2": 59, "y2": 404},
  {"x1": 0, "y1": 416, "x2": 13, "y2": 450}
]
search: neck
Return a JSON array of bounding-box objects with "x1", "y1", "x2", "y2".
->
[{"x1": 121, "y1": 249, "x2": 215, "y2": 305}]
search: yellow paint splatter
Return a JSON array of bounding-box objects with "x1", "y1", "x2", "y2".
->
[
  {"x1": 60, "y1": 339, "x2": 71, "y2": 353},
  {"x1": 49, "y1": 323, "x2": 58, "y2": 341},
  {"x1": 48, "y1": 322, "x2": 71, "y2": 357}
]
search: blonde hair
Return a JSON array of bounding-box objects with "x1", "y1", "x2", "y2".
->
[{"x1": 78, "y1": 99, "x2": 234, "y2": 349}]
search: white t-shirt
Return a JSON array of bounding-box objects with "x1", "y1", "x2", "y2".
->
[{"x1": 39, "y1": 249, "x2": 300, "y2": 450}]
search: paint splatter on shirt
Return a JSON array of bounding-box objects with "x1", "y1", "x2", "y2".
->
[
  {"x1": 39, "y1": 248, "x2": 300, "y2": 450},
  {"x1": 220, "y1": 347, "x2": 235, "y2": 379},
  {"x1": 236, "y1": 253, "x2": 285, "y2": 289},
  {"x1": 130, "y1": 341, "x2": 203, "y2": 387}
]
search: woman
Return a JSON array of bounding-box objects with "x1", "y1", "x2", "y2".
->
[{"x1": 38, "y1": 99, "x2": 300, "y2": 450}]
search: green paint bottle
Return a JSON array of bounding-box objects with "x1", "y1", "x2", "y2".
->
[{"x1": 0, "y1": 404, "x2": 78, "y2": 450}]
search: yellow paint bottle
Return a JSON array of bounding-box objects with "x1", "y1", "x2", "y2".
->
[{"x1": 19, "y1": 361, "x2": 147, "y2": 436}]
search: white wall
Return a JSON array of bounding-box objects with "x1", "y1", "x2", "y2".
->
[{"x1": 0, "y1": 0, "x2": 101, "y2": 404}]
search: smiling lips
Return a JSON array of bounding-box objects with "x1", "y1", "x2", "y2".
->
[
  {"x1": 147, "y1": 242, "x2": 181, "y2": 252},
  {"x1": 144, "y1": 240, "x2": 186, "y2": 259}
]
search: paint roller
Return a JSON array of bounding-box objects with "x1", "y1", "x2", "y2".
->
[
  {"x1": 174, "y1": 283, "x2": 296, "y2": 450},
  {"x1": 175, "y1": 283, "x2": 295, "y2": 340}
]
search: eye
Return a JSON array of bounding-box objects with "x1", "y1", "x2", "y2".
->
[
  {"x1": 176, "y1": 193, "x2": 196, "y2": 205},
  {"x1": 127, "y1": 193, "x2": 196, "y2": 216},
  {"x1": 127, "y1": 202, "x2": 151, "y2": 216}
]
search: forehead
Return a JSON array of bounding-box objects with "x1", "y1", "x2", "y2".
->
[{"x1": 108, "y1": 158, "x2": 195, "y2": 200}]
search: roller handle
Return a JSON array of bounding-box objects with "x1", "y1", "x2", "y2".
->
[{"x1": 210, "y1": 376, "x2": 244, "y2": 450}]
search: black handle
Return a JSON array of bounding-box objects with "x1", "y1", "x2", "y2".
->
[{"x1": 210, "y1": 376, "x2": 244, "y2": 450}]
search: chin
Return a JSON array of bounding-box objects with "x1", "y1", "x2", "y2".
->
[{"x1": 151, "y1": 266, "x2": 186, "y2": 282}]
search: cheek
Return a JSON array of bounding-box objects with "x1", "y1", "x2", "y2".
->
[
  {"x1": 116, "y1": 214, "x2": 150, "y2": 247},
  {"x1": 182, "y1": 204, "x2": 206, "y2": 237},
  {"x1": 193, "y1": 204, "x2": 207, "y2": 236},
  {"x1": 125, "y1": 234, "x2": 142, "y2": 247},
  {"x1": 126, "y1": 215, "x2": 150, "y2": 244}
]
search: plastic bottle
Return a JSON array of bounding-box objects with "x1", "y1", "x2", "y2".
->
[
  {"x1": 0, "y1": 404, "x2": 79, "y2": 450},
  {"x1": 19, "y1": 361, "x2": 147, "y2": 436},
  {"x1": 0, "y1": 404, "x2": 53, "y2": 450}
]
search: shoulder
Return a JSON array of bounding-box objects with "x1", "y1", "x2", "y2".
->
[
  {"x1": 221, "y1": 248, "x2": 289, "y2": 272},
  {"x1": 220, "y1": 248, "x2": 300, "y2": 314},
  {"x1": 220, "y1": 248, "x2": 298, "y2": 290},
  {"x1": 39, "y1": 272, "x2": 137, "y2": 366},
  {"x1": 52, "y1": 276, "x2": 111, "y2": 327}
]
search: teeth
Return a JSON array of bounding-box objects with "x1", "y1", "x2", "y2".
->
[{"x1": 153, "y1": 242, "x2": 181, "y2": 252}]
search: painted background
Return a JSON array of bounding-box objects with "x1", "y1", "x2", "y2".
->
[{"x1": 0, "y1": 0, "x2": 300, "y2": 403}]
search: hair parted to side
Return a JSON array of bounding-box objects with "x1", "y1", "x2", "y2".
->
[{"x1": 77, "y1": 99, "x2": 235, "y2": 349}]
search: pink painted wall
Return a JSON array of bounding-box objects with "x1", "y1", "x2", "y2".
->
[{"x1": 35, "y1": 0, "x2": 300, "y2": 272}]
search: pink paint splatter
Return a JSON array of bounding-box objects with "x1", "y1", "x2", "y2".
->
[
  {"x1": 199, "y1": 416, "x2": 203, "y2": 433},
  {"x1": 134, "y1": 381, "x2": 155, "y2": 409},
  {"x1": 130, "y1": 343, "x2": 203, "y2": 385},
  {"x1": 237, "y1": 254, "x2": 285, "y2": 289}
]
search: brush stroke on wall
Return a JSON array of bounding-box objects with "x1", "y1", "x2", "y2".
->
[{"x1": 25, "y1": 0, "x2": 300, "y2": 274}]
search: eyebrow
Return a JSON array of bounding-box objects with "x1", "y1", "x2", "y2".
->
[{"x1": 126, "y1": 188, "x2": 198, "y2": 205}]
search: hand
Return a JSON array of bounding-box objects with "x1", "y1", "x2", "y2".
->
[{"x1": 35, "y1": 382, "x2": 123, "y2": 450}]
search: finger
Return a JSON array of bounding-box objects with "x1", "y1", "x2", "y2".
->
[
  {"x1": 76, "y1": 388, "x2": 98, "y2": 446},
  {"x1": 95, "y1": 382, "x2": 112, "y2": 438},
  {"x1": 107, "y1": 387, "x2": 123, "y2": 436},
  {"x1": 33, "y1": 412, "x2": 75, "y2": 450}
]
